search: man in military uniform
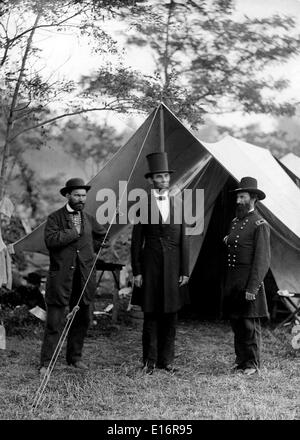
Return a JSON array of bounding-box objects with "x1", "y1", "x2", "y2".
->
[
  {"x1": 131, "y1": 152, "x2": 189, "y2": 375},
  {"x1": 223, "y1": 176, "x2": 270, "y2": 376}
]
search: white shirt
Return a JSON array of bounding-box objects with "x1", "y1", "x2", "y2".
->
[{"x1": 153, "y1": 190, "x2": 170, "y2": 222}]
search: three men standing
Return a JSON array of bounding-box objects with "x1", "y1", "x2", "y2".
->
[
  {"x1": 223, "y1": 177, "x2": 271, "y2": 376},
  {"x1": 39, "y1": 178, "x2": 108, "y2": 375},
  {"x1": 131, "y1": 152, "x2": 189, "y2": 374}
]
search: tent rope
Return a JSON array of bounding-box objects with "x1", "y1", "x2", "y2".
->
[{"x1": 31, "y1": 104, "x2": 160, "y2": 411}]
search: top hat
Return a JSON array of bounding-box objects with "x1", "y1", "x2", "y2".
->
[
  {"x1": 23, "y1": 272, "x2": 42, "y2": 285},
  {"x1": 60, "y1": 178, "x2": 91, "y2": 197},
  {"x1": 144, "y1": 152, "x2": 174, "y2": 178},
  {"x1": 231, "y1": 176, "x2": 266, "y2": 200}
]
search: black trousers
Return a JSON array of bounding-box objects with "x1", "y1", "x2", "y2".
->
[
  {"x1": 40, "y1": 266, "x2": 91, "y2": 367},
  {"x1": 230, "y1": 317, "x2": 262, "y2": 369},
  {"x1": 142, "y1": 312, "x2": 177, "y2": 368}
]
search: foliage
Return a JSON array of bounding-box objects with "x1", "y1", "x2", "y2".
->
[
  {"x1": 56, "y1": 117, "x2": 124, "y2": 179},
  {"x1": 0, "y1": 0, "x2": 145, "y2": 205},
  {"x1": 94, "y1": 0, "x2": 300, "y2": 127}
]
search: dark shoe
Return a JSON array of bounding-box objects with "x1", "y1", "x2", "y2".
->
[
  {"x1": 157, "y1": 364, "x2": 178, "y2": 373},
  {"x1": 68, "y1": 360, "x2": 89, "y2": 370}
]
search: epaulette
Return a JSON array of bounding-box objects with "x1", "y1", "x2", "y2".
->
[
  {"x1": 255, "y1": 219, "x2": 267, "y2": 226},
  {"x1": 232, "y1": 217, "x2": 238, "y2": 222}
]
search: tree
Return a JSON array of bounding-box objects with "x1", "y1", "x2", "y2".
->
[
  {"x1": 85, "y1": 0, "x2": 300, "y2": 128},
  {"x1": 0, "y1": 0, "x2": 146, "y2": 203},
  {"x1": 54, "y1": 117, "x2": 125, "y2": 179}
]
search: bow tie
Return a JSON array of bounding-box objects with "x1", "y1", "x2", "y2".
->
[
  {"x1": 69, "y1": 211, "x2": 79, "y2": 215},
  {"x1": 157, "y1": 196, "x2": 167, "y2": 201}
]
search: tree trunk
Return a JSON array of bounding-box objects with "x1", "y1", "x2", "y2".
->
[
  {"x1": 161, "y1": 0, "x2": 174, "y2": 107},
  {"x1": 0, "y1": 12, "x2": 41, "y2": 200}
]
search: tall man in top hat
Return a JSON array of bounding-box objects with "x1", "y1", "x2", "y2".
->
[
  {"x1": 223, "y1": 176, "x2": 271, "y2": 376},
  {"x1": 39, "y1": 178, "x2": 108, "y2": 375},
  {"x1": 131, "y1": 152, "x2": 189, "y2": 374}
]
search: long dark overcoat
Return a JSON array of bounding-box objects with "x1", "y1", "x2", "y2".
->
[
  {"x1": 223, "y1": 210, "x2": 271, "y2": 319},
  {"x1": 44, "y1": 206, "x2": 107, "y2": 306},
  {"x1": 131, "y1": 192, "x2": 189, "y2": 313}
]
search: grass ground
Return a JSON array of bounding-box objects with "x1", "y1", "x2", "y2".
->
[{"x1": 0, "y1": 316, "x2": 299, "y2": 420}]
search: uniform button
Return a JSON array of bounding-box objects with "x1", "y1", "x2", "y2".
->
[
  {"x1": 76, "y1": 250, "x2": 79, "y2": 253},
  {"x1": 236, "y1": 235, "x2": 240, "y2": 238},
  {"x1": 240, "y1": 227, "x2": 243, "y2": 229},
  {"x1": 234, "y1": 245, "x2": 237, "y2": 248},
  {"x1": 232, "y1": 227, "x2": 235, "y2": 230},
  {"x1": 232, "y1": 264, "x2": 235, "y2": 267},
  {"x1": 235, "y1": 240, "x2": 238, "y2": 243},
  {"x1": 228, "y1": 264, "x2": 231, "y2": 267},
  {"x1": 246, "y1": 219, "x2": 248, "y2": 222},
  {"x1": 70, "y1": 266, "x2": 75, "y2": 269}
]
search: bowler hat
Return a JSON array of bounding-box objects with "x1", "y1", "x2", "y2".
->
[
  {"x1": 60, "y1": 178, "x2": 91, "y2": 197},
  {"x1": 23, "y1": 272, "x2": 42, "y2": 285},
  {"x1": 144, "y1": 152, "x2": 174, "y2": 178},
  {"x1": 231, "y1": 176, "x2": 266, "y2": 200}
]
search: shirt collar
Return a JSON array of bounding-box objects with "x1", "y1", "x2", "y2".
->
[
  {"x1": 153, "y1": 189, "x2": 169, "y2": 199},
  {"x1": 66, "y1": 203, "x2": 76, "y2": 213}
]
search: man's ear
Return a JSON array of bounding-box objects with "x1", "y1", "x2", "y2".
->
[{"x1": 147, "y1": 177, "x2": 153, "y2": 185}]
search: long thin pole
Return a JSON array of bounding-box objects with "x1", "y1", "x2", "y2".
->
[{"x1": 159, "y1": 104, "x2": 165, "y2": 152}]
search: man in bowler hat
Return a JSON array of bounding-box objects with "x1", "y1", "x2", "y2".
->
[
  {"x1": 223, "y1": 176, "x2": 270, "y2": 376},
  {"x1": 39, "y1": 178, "x2": 108, "y2": 375},
  {"x1": 131, "y1": 152, "x2": 189, "y2": 374}
]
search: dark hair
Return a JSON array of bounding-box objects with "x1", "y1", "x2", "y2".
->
[{"x1": 248, "y1": 192, "x2": 258, "y2": 202}]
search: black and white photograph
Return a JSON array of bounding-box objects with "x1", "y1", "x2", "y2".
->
[{"x1": 0, "y1": 0, "x2": 299, "y2": 424}]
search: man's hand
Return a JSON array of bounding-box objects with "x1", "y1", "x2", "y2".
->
[
  {"x1": 134, "y1": 274, "x2": 143, "y2": 288},
  {"x1": 245, "y1": 291, "x2": 256, "y2": 301},
  {"x1": 179, "y1": 275, "x2": 189, "y2": 287}
]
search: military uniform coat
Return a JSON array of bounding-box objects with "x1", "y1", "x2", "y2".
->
[
  {"x1": 44, "y1": 206, "x2": 107, "y2": 306},
  {"x1": 131, "y1": 192, "x2": 189, "y2": 313},
  {"x1": 223, "y1": 209, "x2": 271, "y2": 319}
]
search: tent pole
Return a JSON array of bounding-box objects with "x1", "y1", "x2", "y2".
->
[{"x1": 159, "y1": 104, "x2": 165, "y2": 152}]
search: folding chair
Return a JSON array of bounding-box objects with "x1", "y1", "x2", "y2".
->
[{"x1": 273, "y1": 290, "x2": 300, "y2": 329}]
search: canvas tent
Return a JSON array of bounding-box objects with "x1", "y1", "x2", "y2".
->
[
  {"x1": 279, "y1": 152, "x2": 300, "y2": 187},
  {"x1": 12, "y1": 103, "x2": 300, "y2": 319}
]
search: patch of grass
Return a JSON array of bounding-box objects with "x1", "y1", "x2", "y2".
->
[{"x1": 0, "y1": 318, "x2": 299, "y2": 420}]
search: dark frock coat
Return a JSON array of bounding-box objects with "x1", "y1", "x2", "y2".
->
[
  {"x1": 131, "y1": 192, "x2": 189, "y2": 313},
  {"x1": 44, "y1": 206, "x2": 107, "y2": 306},
  {"x1": 223, "y1": 210, "x2": 271, "y2": 319}
]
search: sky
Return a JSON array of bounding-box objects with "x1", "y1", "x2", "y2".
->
[{"x1": 23, "y1": 0, "x2": 300, "y2": 179}]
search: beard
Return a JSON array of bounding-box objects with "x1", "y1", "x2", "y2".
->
[
  {"x1": 235, "y1": 202, "x2": 251, "y2": 219},
  {"x1": 69, "y1": 201, "x2": 85, "y2": 211}
]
